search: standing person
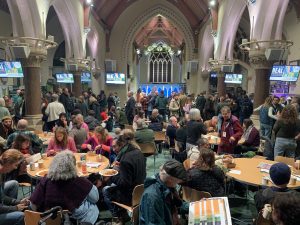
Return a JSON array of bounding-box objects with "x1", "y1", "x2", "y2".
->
[
  {"x1": 169, "y1": 93, "x2": 180, "y2": 118},
  {"x1": 254, "y1": 96, "x2": 273, "y2": 138},
  {"x1": 0, "y1": 149, "x2": 28, "y2": 225},
  {"x1": 239, "y1": 94, "x2": 253, "y2": 124},
  {"x1": 97, "y1": 90, "x2": 107, "y2": 112},
  {"x1": 113, "y1": 92, "x2": 120, "y2": 108},
  {"x1": 183, "y1": 96, "x2": 193, "y2": 115},
  {"x1": 0, "y1": 98, "x2": 11, "y2": 122},
  {"x1": 75, "y1": 96, "x2": 88, "y2": 118},
  {"x1": 178, "y1": 90, "x2": 187, "y2": 118},
  {"x1": 217, "y1": 106, "x2": 243, "y2": 154},
  {"x1": 125, "y1": 91, "x2": 136, "y2": 125},
  {"x1": 147, "y1": 92, "x2": 157, "y2": 119},
  {"x1": 203, "y1": 95, "x2": 215, "y2": 121},
  {"x1": 13, "y1": 90, "x2": 25, "y2": 124},
  {"x1": 195, "y1": 92, "x2": 206, "y2": 118},
  {"x1": 107, "y1": 93, "x2": 116, "y2": 111},
  {"x1": 140, "y1": 93, "x2": 149, "y2": 119},
  {"x1": 4, "y1": 95, "x2": 14, "y2": 116},
  {"x1": 273, "y1": 105, "x2": 300, "y2": 158},
  {"x1": 45, "y1": 94, "x2": 66, "y2": 132},
  {"x1": 155, "y1": 90, "x2": 168, "y2": 121},
  {"x1": 89, "y1": 95, "x2": 101, "y2": 121},
  {"x1": 186, "y1": 108, "x2": 207, "y2": 153},
  {"x1": 269, "y1": 96, "x2": 283, "y2": 124},
  {"x1": 59, "y1": 88, "x2": 74, "y2": 118},
  {"x1": 139, "y1": 160, "x2": 189, "y2": 225}
]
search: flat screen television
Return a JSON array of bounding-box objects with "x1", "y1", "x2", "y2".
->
[
  {"x1": 56, "y1": 73, "x2": 74, "y2": 83},
  {"x1": 106, "y1": 72, "x2": 125, "y2": 84},
  {"x1": 270, "y1": 65, "x2": 300, "y2": 82},
  {"x1": 81, "y1": 72, "x2": 92, "y2": 82},
  {"x1": 0, "y1": 61, "x2": 24, "y2": 78},
  {"x1": 224, "y1": 74, "x2": 243, "y2": 84}
]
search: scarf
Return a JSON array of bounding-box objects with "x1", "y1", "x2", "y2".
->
[{"x1": 242, "y1": 125, "x2": 254, "y2": 141}]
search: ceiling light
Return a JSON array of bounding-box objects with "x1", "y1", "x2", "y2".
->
[
  {"x1": 136, "y1": 49, "x2": 141, "y2": 54},
  {"x1": 86, "y1": 0, "x2": 93, "y2": 5},
  {"x1": 209, "y1": 0, "x2": 216, "y2": 7},
  {"x1": 177, "y1": 50, "x2": 182, "y2": 55}
]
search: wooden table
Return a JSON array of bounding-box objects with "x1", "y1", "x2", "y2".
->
[
  {"x1": 27, "y1": 152, "x2": 110, "y2": 178},
  {"x1": 226, "y1": 158, "x2": 300, "y2": 189},
  {"x1": 37, "y1": 133, "x2": 54, "y2": 146}
]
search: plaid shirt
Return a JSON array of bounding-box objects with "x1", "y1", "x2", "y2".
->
[{"x1": 6, "y1": 130, "x2": 43, "y2": 152}]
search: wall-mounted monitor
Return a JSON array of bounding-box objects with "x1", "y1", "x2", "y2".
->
[
  {"x1": 56, "y1": 73, "x2": 74, "y2": 83},
  {"x1": 0, "y1": 61, "x2": 24, "y2": 78},
  {"x1": 106, "y1": 72, "x2": 125, "y2": 84},
  {"x1": 81, "y1": 72, "x2": 92, "y2": 82},
  {"x1": 224, "y1": 74, "x2": 243, "y2": 84},
  {"x1": 270, "y1": 65, "x2": 300, "y2": 82}
]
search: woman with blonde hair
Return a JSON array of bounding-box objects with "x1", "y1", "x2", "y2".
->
[
  {"x1": 81, "y1": 126, "x2": 112, "y2": 157},
  {"x1": 46, "y1": 127, "x2": 77, "y2": 156},
  {"x1": 30, "y1": 150, "x2": 99, "y2": 224},
  {"x1": 273, "y1": 105, "x2": 300, "y2": 157}
]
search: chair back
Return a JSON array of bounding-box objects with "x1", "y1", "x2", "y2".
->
[
  {"x1": 154, "y1": 131, "x2": 166, "y2": 142},
  {"x1": 137, "y1": 142, "x2": 156, "y2": 155},
  {"x1": 125, "y1": 124, "x2": 134, "y2": 131},
  {"x1": 132, "y1": 184, "x2": 144, "y2": 207},
  {"x1": 255, "y1": 210, "x2": 273, "y2": 225},
  {"x1": 183, "y1": 158, "x2": 190, "y2": 170},
  {"x1": 182, "y1": 186, "x2": 212, "y2": 202},
  {"x1": 24, "y1": 210, "x2": 63, "y2": 225},
  {"x1": 275, "y1": 156, "x2": 294, "y2": 167},
  {"x1": 132, "y1": 205, "x2": 140, "y2": 225}
]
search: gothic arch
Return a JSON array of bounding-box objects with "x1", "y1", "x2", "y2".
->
[{"x1": 122, "y1": 4, "x2": 195, "y2": 65}]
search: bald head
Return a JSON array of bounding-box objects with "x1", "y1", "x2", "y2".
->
[
  {"x1": 17, "y1": 119, "x2": 28, "y2": 130},
  {"x1": 169, "y1": 116, "x2": 178, "y2": 126}
]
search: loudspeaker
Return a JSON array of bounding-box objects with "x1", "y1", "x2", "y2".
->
[
  {"x1": 127, "y1": 64, "x2": 130, "y2": 78},
  {"x1": 105, "y1": 59, "x2": 116, "y2": 72},
  {"x1": 187, "y1": 72, "x2": 190, "y2": 80},
  {"x1": 265, "y1": 48, "x2": 288, "y2": 61},
  {"x1": 9, "y1": 46, "x2": 30, "y2": 59},
  {"x1": 221, "y1": 65, "x2": 234, "y2": 73}
]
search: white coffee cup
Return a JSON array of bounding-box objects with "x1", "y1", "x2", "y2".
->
[
  {"x1": 262, "y1": 177, "x2": 269, "y2": 186},
  {"x1": 289, "y1": 175, "x2": 296, "y2": 185}
]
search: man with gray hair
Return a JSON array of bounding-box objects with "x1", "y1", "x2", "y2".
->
[
  {"x1": 45, "y1": 94, "x2": 65, "y2": 131},
  {"x1": 134, "y1": 119, "x2": 155, "y2": 144},
  {"x1": 139, "y1": 160, "x2": 189, "y2": 225},
  {"x1": 125, "y1": 91, "x2": 136, "y2": 125},
  {"x1": 0, "y1": 98, "x2": 11, "y2": 121}
]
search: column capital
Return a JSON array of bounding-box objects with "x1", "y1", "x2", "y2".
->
[
  {"x1": 249, "y1": 50, "x2": 272, "y2": 69},
  {"x1": 21, "y1": 55, "x2": 45, "y2": 68}
]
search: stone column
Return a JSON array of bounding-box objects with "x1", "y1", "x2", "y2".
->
[
  {"x1": 249, "y1": 51, "x2": 272, "y2": 108},
  {"x1": 217, "y1": 72, "x2": 226, "y2": 97},
  {"x1": 73, "y1": 71, "x2": 82, "y2": 98},
  {"x1": 21, "y1": 56, "x2": 44, "y2": 129}
]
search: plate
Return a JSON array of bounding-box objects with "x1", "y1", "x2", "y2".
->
[
  {"x1": 99, "y1": 169, "x2": 118, "y2": 177},
  {"x1": 36, "y1": 170, "x2": 48, "y2": 177}
]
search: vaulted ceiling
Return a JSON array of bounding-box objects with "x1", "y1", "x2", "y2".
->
[{"x1": 92, "y1": 0, "x2": 210, "y2": 31}]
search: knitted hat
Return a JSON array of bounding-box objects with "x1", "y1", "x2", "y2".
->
[
  {"x1": 2, "y1": 116, "x2": 12, "y2": 122},
  {"x1": 270, "y1": 163, "x2": 291, "y2": 186},
  {"x1": 163, "y1": 159, "x2": 187, "y2": 181}
]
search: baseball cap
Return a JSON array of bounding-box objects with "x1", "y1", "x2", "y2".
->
[{"x1": 163, "y1": 159, "x2": 187, "y2": 181}]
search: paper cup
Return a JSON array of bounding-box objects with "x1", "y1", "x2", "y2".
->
[
  {"x1": 38, "y1": 160, "x2": 44, "y2": 168},
  {"x1": 289, "y1": 176, "x2": 296, "y2": 185},
  {"x1": 262, "y1": 177, "x2": 269, "y2": 186},
  {"x1": 76, "y1": 161, "x2": 82, "y2": 167}
]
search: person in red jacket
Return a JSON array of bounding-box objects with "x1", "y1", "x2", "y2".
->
[
  {"x1": 217, "y1": 106, "x2": 243, "y2": 154},
  {"x1": 81, "y1": 126, "x2": 112, "y2": 157}
]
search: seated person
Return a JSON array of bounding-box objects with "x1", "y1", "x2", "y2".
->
[
  {"x1": 166, "y1": 116, "x2": 178, "y2": 148},
  {"x1": 30, "y1": 151, "x2": 99, "y2": 224},
  {"x1": 139, "y1": 160, "x2": 189, "y2": 225},
  {"x1": 234, "y1": 119, "x2": 260, "y2": 154},
  {"x1": 81, "y1": 126, "x2": 112, "y2": 157},
  {"x1": 106, "y1": 106, "x2": 116, "y2": 132},
  {"x1": 148, "y1": 109, "x2": 163, "y2": 131},
  {"x1": 134, "y1": 119, "x2": 155, "y2": 144},
  {"x1": 271, "y1": 192, "x2": 300, "y2": 225},
  {"x1": 54, "y1": 112, "x2": 69, "y2": 130},
  {"x1": 46, "y1": 127, "x2": 77, "y2": 156},
  {"x1": 175, "y1": 119, "x2": 188, "y2": 152},
  {"x1": 74, "y1": 114, "x2": 89, "y2": 135},
  {"x1": 254, "y1": 162, "x2": 294, "y2": 211},
  {"x1": 84, "y1": 110, "x2": 100, "y2": 131},
  {"x1": 103, "y1": 130, "x2": 146, "y2": 224},
  {"x1": 6, "y1": 119, "x2": 42, "y2": 153},
  {"x1": 204, "y1": 116, "x2": 218, "y2": 133},
  {"x1": 0, "y1": 149, "x2": 29, "y2": 225},
  {"x1": 189, "y1": 138, "x2": 210, "y2": 164},
  {"x1": 69, "y1": 121, "x2": 88, "y2": 150},
  {"x1": 185, "y1": 148, "x2": 225, "y2": 197},
  {"x1": 132, "y1": 110, "x2": 145, "y2": 131},
  {"x1": 0, "y1": 116, "x2": 15, "y2": 139}
]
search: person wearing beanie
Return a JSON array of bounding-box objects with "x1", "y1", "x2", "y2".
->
[
  {"x1": 254, "y1": 162, "x2": 296, "y2": 211},
  {"x1": 139, "y1": 159, "x2": 189, "y2": 225}
]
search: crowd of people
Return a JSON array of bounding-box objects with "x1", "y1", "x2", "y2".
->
[{"x1": 0, "y1": 86, "x2": 299, "y2": 225}]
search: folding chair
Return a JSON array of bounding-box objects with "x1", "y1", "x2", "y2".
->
[
  {"x1": 138, "y1": 142, "x2": 157, "y2": 173},
  {"x1": 181, "y1": 186, "x2": 211, "y2": 202},
  {"x1": 112, "y1": 184, "x2": 144, "y2": 225}
]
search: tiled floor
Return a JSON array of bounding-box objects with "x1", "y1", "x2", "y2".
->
[{"x1": 19, "y1": 150, "x2": 257, "y2": 225}]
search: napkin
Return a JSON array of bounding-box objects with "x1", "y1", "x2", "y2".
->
[
  {"x1": 86, "y1": 162, "x2": 101, "y2": 168},
  {"x1": 229, "y1": 170, "x2": 241, "y2": 175}
]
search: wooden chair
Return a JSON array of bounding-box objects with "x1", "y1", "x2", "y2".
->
[
  {"x1": 154, "y1": 131, "x2": 166, "y2": 142},
  {"x1": 19, "y1": 182, "x2": 32, "y2": 198},
  {"x1": 275, "y1": 156, "x2": 295, "y2": 167},
  {"x1": 112, "y1": 184, "x2": 144, "y2": 225},
  {"x1": 182, "y1": 186, "x2": 212, "y2": 202},
  {"x1": 124, "y1": 124, "x2": 134, "y2": 132},
  {"x1": 138, "y1": 142, "x2": 157, "y2": 173},
  {"x1": 24, "y1": 210, "x2": 64, "y2": 225},
  {"x1": 183, "y1": 158, "x2": 190, "y2": 170}
]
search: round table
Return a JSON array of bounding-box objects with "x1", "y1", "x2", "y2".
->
[
  {"x1": 27, "y1": 152, "x2": 110, "y2": 178},
  {"x1": 226, "y1": 158, "x2": 300, "y2": 189}
]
